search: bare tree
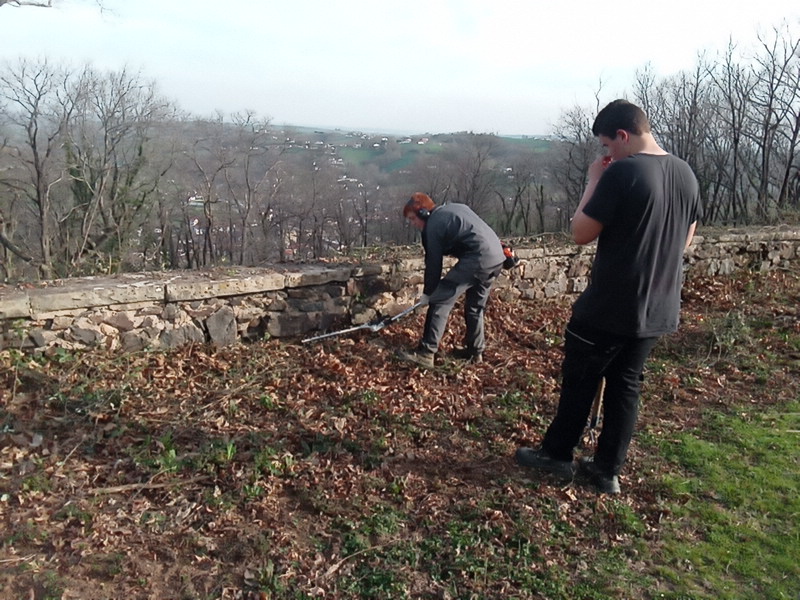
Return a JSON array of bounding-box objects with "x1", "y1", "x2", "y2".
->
[
  {"x1": 331, "y1": 163, "x2": 385, "y2": 250},
  {"x1": 550, "y1": 103, "x2": 596, "y2": 229},
  {"x1": 220, "y1": 111, "x2": 282, "y2": 265},
  {"x1": 775, "y1": 66, "x2": 800, "y2": 211},
  {"x1": 405, "y1": 153, "x2": 453, "y2": 204},
  {"x1": 0, "y1": 0, "x2": 53, "y2": 6},
  {"x1": 260, "y1": 160, "x2": 293, "y2": 262},
  {"x1": 302, "y1": 159, "x2": 339, "y2": 259},
  {"x1": 181, "y1": 113, "x2": 241, "y2": 267},
  {"x1": 0, "y1": 208, "x2": 35, "y2": 280},
  {"x1": 637, "y1": 59, "x2": 711, "y2": 166},
  {"x1": 707, "y1": 39, "x2": 758, "y2": 224},
  {"x1": 493, "y1": 151, "x2": 550, "y2": 235},
  {"x1": 0, "y1": 58, "x2": 76, "y2": 278},
  {"x1": 0, "y1": 0, "x2": 106, "y2": 8},
  {"x1": 62, "y1": 66, "x2": 175, "y2": 273},
  {"x1": 443, "y1": 133, "x2": 498, "y2": 213},
  {"x1": 748, "y1": 23, "x2": 800, "y2": 218},
  {"x1": 633, "y1": 58, "x2": 717, "y2": 223}
]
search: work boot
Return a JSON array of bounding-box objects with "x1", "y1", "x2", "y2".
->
[
  {"x1": 514, "y1": 447, "x2": 574, "y2": 480},
  {"x1": 578, "y1": 457, "x2": 621, "y2": 494},
  {"x1": 450, "y1": 347, "x2": 483, "y2": 364},
  {"x1": 395, "y1": 348, "x2": 435, "y2": 368}
]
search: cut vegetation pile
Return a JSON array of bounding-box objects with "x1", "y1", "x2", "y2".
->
[{"x1": 1, "y1": 269, "x2": 798, "y2": 599}]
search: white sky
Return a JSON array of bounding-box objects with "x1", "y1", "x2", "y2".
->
[{"x1": 2, "y1": 0, "x2": 799, "y2": 135}]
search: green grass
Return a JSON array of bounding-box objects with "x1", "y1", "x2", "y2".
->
[{"x1": 650, "y1": 403, "x2": 800, "y2": 599}]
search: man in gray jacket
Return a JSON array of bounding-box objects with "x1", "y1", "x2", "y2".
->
[{"x1": 397, "y1": 192, "x2": 506, "y2": 368}]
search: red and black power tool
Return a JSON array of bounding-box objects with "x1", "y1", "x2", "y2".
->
[{"x1": 501, "y1": 242, "x2": 521, "y2": 270}]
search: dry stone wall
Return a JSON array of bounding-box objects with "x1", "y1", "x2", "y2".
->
[{"x1": 1, "y1": 226, "x2": 798, "y2": 353}]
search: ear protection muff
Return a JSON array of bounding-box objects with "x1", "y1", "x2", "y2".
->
[{"x1": 417, "y1": 208, "x2": 430, "y2": 219}]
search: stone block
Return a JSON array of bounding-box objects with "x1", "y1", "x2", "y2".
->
[
  {"x1": 185, "y1": 305, "x2": 217, "y2": 320},
  {"x1": 140, "y1": 315, "x2": 165, "y2": 330},
  {"x1": 322, "y1": 283, "x2": 347, "y2": 298},
  {"x1": 268, "y1": 297, "x2": 289, "y2": 312},
  {"x1": 718, "y1": 231, "x2": 747, "y2": 242},
  {"x1": 542, "y1": 278, "x2": 567, "y2": 298},
  {"x1": 516, "y1": 247, "x2": 545, "y2": 259},
  {"x1": 121, "y1": 329, "x2": 157, "y2": 352},
  {"x1": 522, "y1": 260, "x2": 551, "y2": 280},
  {"x1": 158, "y1": 323, "x2": 206, "y2": 348},
  {"x1": 51, "y1": 316, "x2": 73, "y2": 330},
  {"x1": 283, "y1": 266, "x2": 352, "y2": 288},
  {"x1": 0, "y1": 292, "x2": 30, "y2": 319},
  {"x1": 165, "y1": 272, "x2": 286, "y2": 301},
  {"x1": 393, "y1": 258, "x2": 425, "y2": 272},
  {"x1": 206, "y1": 305, "x2": 237, "y2": 347},
  {"x1": 29, "y1": 329, "x2": 59, "y2": 347},
  {"x1": 291, "y1": 299, "x2": 327, "y2": 312},
  {"x1": 103, "y1": 312, "x2": 138, "y2": 332},
  {"x1": 68, "y1": 326, "x2": 104, "y2": 346},
  {"x1": 286, "y1": 287, "x2": 322, "y2": 300},
  {"x1": 29, "y1": 281, "x2": 165, "y2": 314},
  {"x1": 234, "y1": 305, "x2": 268, "y2": 323},
  {"x1": 266, "y1": 312, "x2": 317, "y2": 337},
  {"x1": 351, "y1": 263, "x2": 390, "y2": 276},
  {"x1": 351, "y1": 306, "x2": 377, "y2": 325}
]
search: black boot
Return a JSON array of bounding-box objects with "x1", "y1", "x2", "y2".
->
[
  {"x1": 578, "y1": 457, "x2": 620, "y2": 494},
  {"x1": 450, "y1": 347, "x2": 483, "y2": 364},
  {"x1": 514, "y1": 447, "x2": 574, "y2": 480}
]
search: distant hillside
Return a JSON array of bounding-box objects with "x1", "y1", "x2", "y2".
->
[{"x1": 277, "y1": 125, "x2": 554, "y2": 173}]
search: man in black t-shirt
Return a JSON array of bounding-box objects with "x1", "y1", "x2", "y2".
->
[{"x1": 515, "y1": 100, "x2": 701, "y2": 493}]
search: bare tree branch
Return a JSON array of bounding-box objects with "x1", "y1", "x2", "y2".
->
[
  {"x1": 0, "y1": 1, "x2": 106, "y2": 8},
  {"x1": 0, "y1": 229, "x2": 34, "y2": 262},
  {"x1": 0, "y1": 0, "x2": 53, "y2": 7}
]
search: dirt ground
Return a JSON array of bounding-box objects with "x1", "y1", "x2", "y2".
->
[{"x1": 1, "y1": 269, "x2": 798, "y2": 599}]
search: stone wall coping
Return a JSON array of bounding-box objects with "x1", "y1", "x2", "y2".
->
[
  {"x1": 0, "y1": 262, "x2": 392, "y2": 320},
  {"x1": 1, "y1": 226, "x2": 799, "y2": 326}
]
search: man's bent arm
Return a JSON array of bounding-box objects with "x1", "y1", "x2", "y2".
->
[
  {"x1": 685, "y1": 221, "x2": 697, "y2": 250},
  {"x1": 571, "y1": 178, "x2": 603, "y2": 245},
  {"x1": 571, "y1": 156, "x2": 609, "y2": 245}
]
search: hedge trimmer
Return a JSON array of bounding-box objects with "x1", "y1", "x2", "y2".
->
[{"x1": 301, "y1": 302, "x2": 422, "y2": 344}]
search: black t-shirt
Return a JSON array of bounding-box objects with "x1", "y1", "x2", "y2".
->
[{"x1": 571, "y1": 153, "x2": 701, "y2": 337}]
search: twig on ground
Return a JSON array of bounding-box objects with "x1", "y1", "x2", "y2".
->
[
  {"x1": 89, "y1": 475, "x2": 208, "y2": 496},
  {"x1": 0, "y1": 554, "x2": 36, "y2": 565},
  {"x1": 322, "y1": 541, "x2": 397, "y2": 580}
]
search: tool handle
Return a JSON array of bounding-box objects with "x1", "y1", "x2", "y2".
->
[
  {"x1": 386, "y1": 302, "x2": 423, "y2": 323},
  {"x1": 301, "y1": 323, "x2": 369, "y2": 343},
  {"x1": 589, "y1": 377, "x2": 605, "y2": 428},
  {"x1": 301, "y1": 302, "x2": 422, "y2": 343}
]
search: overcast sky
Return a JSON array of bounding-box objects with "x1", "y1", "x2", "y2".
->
[{"x1": 2, "y1": 0, "x2": 799, "y2": 135}]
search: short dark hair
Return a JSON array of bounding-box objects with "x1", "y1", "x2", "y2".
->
[
  {"x1": 592, "y1": 99, "x2": 651, "y2": 138},
  {"x1": 403, "y1": 192, "x2": 436, "y2": 218}
]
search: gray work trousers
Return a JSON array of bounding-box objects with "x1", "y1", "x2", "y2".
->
[{"x1": 419, "y1": 262, "x2": 502, "y2": 355}]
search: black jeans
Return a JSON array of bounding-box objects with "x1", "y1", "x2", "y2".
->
[{"x1": 541, "y1": 318, "x2": 659, "y2": 475}]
